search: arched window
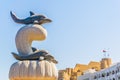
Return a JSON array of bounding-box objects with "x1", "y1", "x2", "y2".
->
[
  {"x1": 107, "y1": 72, "x2": 109, "y2": 76},
  {"x1": 112, "y1": 71, "x2": 115, "y2": 74},
  {"x1": 118, "y1": 76, "x2": 120, "y2": 79},
  {"x1": 102, "y1": 73, "x2": 105, "y2": 77},
  {"x1": 113, "y1": 78, "x2": 115, "y2": 80},
  {"x1": 94, "y1": 75, "x2": 97, "y2": 79},
  {"x1": 116, "y1": 70, "x2": 118, "y2": 73}
]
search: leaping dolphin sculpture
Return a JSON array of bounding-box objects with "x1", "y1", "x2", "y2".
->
[
  {"x1": 12, "y1": 49, "x2": 58, "y2": 64},
  {"x1": 10, "y1": 11, "x2": 52, "y2": 25}
]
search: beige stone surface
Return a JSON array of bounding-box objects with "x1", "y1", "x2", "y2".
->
[
  {"x1": 100, "y1": 58, "x2": 112, "y2": 69},
  {"x1": 58, "y1": 61, "x2": 101, "y2": 80},
  {"x1": 9, "y1": 60, "x2": 58, "y2": 80},
  {"x1": 15, "y1": 24, "x2": 47, "y2": 55}
]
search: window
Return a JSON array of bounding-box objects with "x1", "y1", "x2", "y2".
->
[
  {"x1": 94, "y1": 76, "x2": 97, "y2": 79},
  {"x1": 107, "y1": 72, "x2": 109, "y2": 76},
  {"x1": 102, "y1": 73, "x2": 105, "y2": 77},
  {"x1": 113, "y1": 78, "x2": 115, "y2": 80},
  {"x1": 77, "y1": 70, "x2": 80, "y2": 72},
  {"x1": 112, "y1": 71, "x2": 115, "y2": 74}
]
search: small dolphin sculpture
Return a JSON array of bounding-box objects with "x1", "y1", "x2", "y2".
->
[
  {"x1": 10, "y1": 11, "x2": 52, "y2": 25},
  {"x1": 12, "y1": 49, "x2": 58, "y2": 64}
]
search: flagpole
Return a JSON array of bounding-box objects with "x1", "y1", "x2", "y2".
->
[
  {"x1": 102, "y1": 49, "x2": 110, "y2": 58},
  {"x1": 103, "y1": 50, "x2": 107, "y2": 58}
]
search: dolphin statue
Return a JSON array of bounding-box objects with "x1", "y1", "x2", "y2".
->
[
  {"x1": 10, "y1": 11, "x2": 52, "y2": 25},
  {"x1": 10, "y1": 11, "x2": 58, "y2": 64},
  {"x1": 12, "y1": 49, "x2": 58, "y2": 64}
]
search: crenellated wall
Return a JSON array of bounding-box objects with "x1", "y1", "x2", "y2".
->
[{"x1": 58, "y1": 58, "x2": 112, "y2": 80}]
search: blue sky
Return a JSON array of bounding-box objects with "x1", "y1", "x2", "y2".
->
[{"x1": 1, "y1": 0, "x2": 120, "y2": 80}]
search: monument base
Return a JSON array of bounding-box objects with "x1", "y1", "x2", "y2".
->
[{"x1": 9, "y1": 60, "x2": 58, "y2": 80}]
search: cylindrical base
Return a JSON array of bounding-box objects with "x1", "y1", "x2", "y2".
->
[{"x1": 9, "y1": 60, "x2": 58, "y2": 80}]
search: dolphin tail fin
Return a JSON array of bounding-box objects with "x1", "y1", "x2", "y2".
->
[
  {"x1": 10, "y1": 11, "x2": 24, "y2": 24},
  {"x1": 11, "y1": 52, "x2": 22, "y2": 60}
]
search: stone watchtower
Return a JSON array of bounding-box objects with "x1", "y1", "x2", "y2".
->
[
  {"x1": 100, "y1": 50, "x2": 112, "y2": 69},
  {"x1": 100, "y1": 58, "x2": 112, "y2": 69},
  {"x1": 9, "y1": 11, "x2": 58, "y2": 80}
]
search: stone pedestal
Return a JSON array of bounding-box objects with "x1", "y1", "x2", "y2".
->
[{"x1": 9, "y1": 60, "x2": 58, "y2": 80}]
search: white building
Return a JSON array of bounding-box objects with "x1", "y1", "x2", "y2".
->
[
  {"x1": 78, "y1": 62, "x2": 120, "y2": 80},
  {"x1": 77, "y1": 69, "x2": 96, "y2": 80}
]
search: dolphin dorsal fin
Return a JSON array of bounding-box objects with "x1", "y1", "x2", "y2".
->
[{"x1": 30, "y1": 11, "x2": 35, "y2": 16}]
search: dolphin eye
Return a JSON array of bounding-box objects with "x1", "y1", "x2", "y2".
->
[{"x1": 41, "y1": 16, "x2": 45, "y2": 19}]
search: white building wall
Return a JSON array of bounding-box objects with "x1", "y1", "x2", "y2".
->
[
  {"x1": 77, "y1": 69, "x2": 95, "y2": 80},
  {"x1": 78, "y1": 62, "x2": 120, "y2": 80},
  {"x1": 77, "y1": 73, "x2": 93, "y2": 80}
]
